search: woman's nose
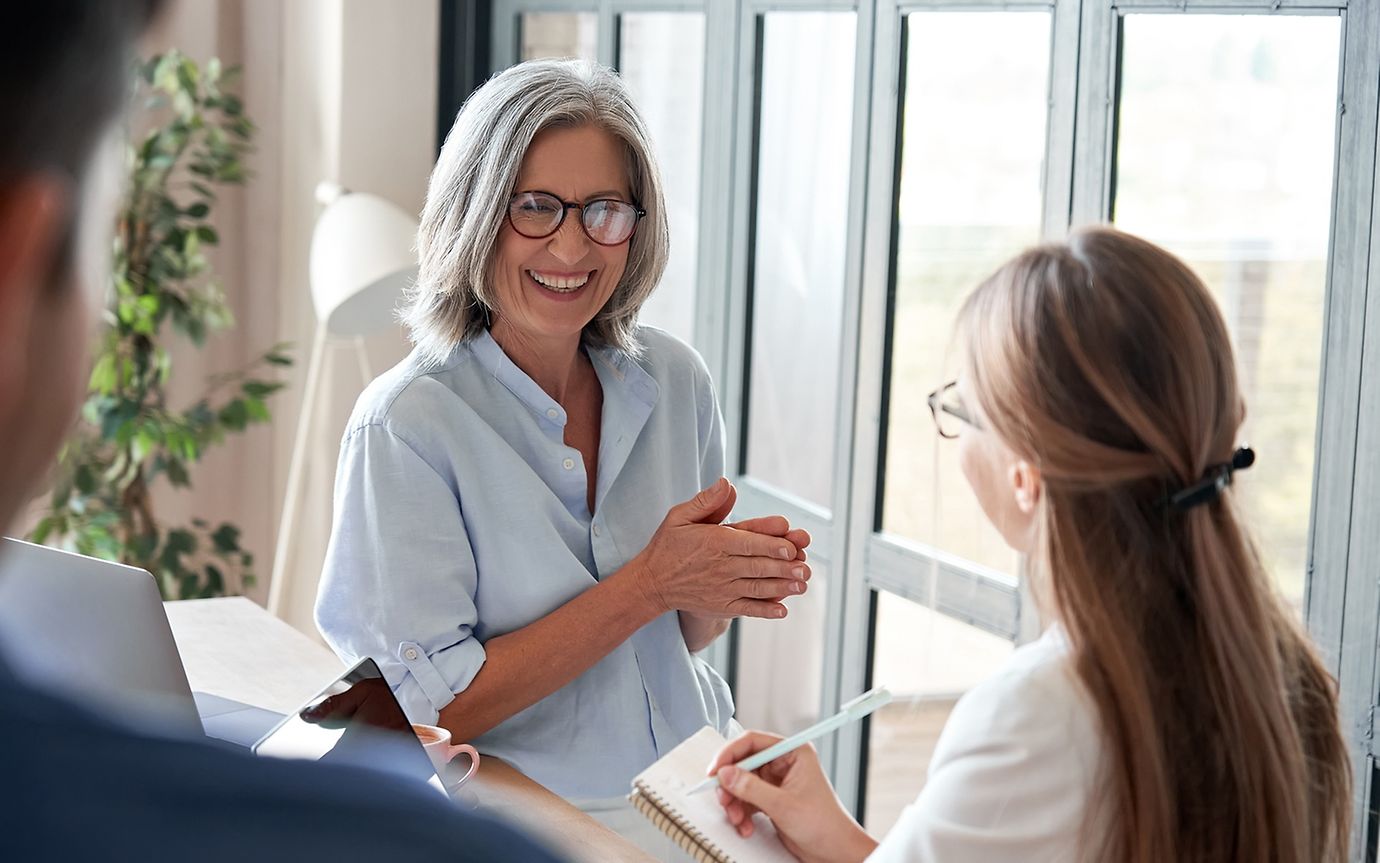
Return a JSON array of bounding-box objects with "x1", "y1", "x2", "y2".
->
[{"x1": 546, "y1": 212, "x2": 590, "y2": 264}]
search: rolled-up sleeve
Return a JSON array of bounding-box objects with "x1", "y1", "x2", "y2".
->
[{"x1": 315, "y1": 423, "x2": 486, "y2": 724}]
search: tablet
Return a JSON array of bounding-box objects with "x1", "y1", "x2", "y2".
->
[{"x1": 253, "y1": 657, "x2": 446, "y2": 797}]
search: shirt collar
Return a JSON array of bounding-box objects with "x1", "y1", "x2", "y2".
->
[{"x1": 467, "y1": 329, "x2": 658, "y2": 425}]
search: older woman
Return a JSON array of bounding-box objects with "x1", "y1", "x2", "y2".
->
[{"x1": 315, "y1": 59, "x2": 810, "y2": 836}]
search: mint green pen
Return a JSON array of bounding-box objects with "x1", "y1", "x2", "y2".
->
[{"x1": 687, "y1": 686, "x2": 893, "y2": 796}]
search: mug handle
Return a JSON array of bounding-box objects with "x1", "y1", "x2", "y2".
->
[{"x1": 443, "y1": 742, "x2": 480, "y2": 786}]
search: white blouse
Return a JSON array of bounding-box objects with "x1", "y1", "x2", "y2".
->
[{"x1": 868, "y1": 627, "x2": 1104, "y2": 863}]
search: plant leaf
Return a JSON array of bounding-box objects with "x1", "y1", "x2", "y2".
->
[{"x1": 211, "y1": 523, "x2": 240, "y2": 554}]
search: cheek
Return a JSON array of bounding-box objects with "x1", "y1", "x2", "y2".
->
[
  {"x1": 957, "y1": 433, "x2": 993, "y2": 505},
  {"x1": 490, "y1": 231, "x2": 530, "y2": 304},
  {"x1": 958, "y1": 433, "x2": 1016, "y2": 529},
  {"x1": 595, "y1": 246, "x2": 629, "y2": 296}
]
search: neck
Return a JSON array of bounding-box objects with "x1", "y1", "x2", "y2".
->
[{"x1": 489, "y1": 321, "x2": 586, "y2": 404}]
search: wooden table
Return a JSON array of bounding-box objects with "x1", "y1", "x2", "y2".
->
[{"x1": 165, "y1": 597, "x2": 653, "y2": 863}]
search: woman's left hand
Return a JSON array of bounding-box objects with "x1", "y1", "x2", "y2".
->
[
  {"x1": 677, "y1": 514, "x2": 811, "y2": 650},
  {"x1": 727, "y1": 515, "x2": 810, "y2": 567}
]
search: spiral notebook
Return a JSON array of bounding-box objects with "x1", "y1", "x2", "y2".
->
[{"x1": 628, "y1": 726, "x2": 796, "y2": 863}]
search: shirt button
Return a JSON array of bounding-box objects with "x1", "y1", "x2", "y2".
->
[
  {"x1": 562, "y1": 457, "x2": 575, "y2": 470},
  {"x1": 592, "y1": 524, "x2": 602, "y2": 537},
  {"x1": 546, "y1": 408, "x2": 559, "y2": 420},
  {"x1": 404, "y1": 647, "x2": 419, "y2": 661}
]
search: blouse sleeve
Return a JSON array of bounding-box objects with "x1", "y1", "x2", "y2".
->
[
  {"x1": 696, "y1": 357, "x2": 727, "y2": 489},
  {"x1": 314, "y1": 422, "x2": 487, "y2": 724},
  {"x1": 866, "y1": 657, "x2": 1101, "y2": 863}
]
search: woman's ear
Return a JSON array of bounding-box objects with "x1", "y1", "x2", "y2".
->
[{"x1": 1008, "y1": 459, "x2": 1043, "y2": 514}]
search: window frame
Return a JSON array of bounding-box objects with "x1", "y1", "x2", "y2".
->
[{"x1": 479, "y1": 0, "x2": 1380, "y2": 855}]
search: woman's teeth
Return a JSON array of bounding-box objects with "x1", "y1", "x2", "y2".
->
[{"x1": 529, "y1": 271, "x2": 590, "y2": 292}]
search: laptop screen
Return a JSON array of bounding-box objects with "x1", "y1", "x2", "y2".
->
[{"x1": 253, "y1": 658, "x2": 445, "y2": 796}]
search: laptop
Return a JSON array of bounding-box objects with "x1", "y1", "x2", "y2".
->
[
  {"x1": 0, "y1": 538, "x2": 449, "y2": 795},
  {"x1": 0, "y1": 537, "x2": 282, "y2": 746}
]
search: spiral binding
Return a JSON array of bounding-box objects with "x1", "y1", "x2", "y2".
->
[{"x1": 628, "y1": 780, "x2": 732, "y2": 863}]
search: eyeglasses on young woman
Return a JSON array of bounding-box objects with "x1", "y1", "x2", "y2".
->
[{"x1": 927, "y1": 380, "x2": 981, "y2": 439}]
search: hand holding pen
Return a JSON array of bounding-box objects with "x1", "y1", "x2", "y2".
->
[{"x1": 703, "y1": 688, "x2": 890, "y2": 863}]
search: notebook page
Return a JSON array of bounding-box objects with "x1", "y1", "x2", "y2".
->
[{"x1": 633, "y1": 726, "x2": 798, "y2": 863}]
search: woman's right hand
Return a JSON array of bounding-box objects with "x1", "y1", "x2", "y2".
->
[
  {"x1": 707, "y1": 731, "x2": 878, "y2": 863},
  {"x1": 630, "y1": 478, "x2": 811, "y2": 620}
]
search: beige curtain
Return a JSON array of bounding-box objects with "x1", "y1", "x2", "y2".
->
[{"x1": 80, "y1": 0, "x2": 439, "y2": 638}]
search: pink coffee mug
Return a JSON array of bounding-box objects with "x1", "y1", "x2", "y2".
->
[{"x1": 411, "y1": 723, "x2": 480, "y2": 788}]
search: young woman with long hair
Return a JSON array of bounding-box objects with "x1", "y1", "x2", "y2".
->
[{"x1": 707, "y1": 227, "x2": 1351, "y2": 863}]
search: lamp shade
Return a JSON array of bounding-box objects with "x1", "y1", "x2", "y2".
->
[{"x1": 308, "y1": 191, "x2": 419, "y2": 337}]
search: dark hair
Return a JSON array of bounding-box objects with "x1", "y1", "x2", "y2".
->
[
  {"x1": 0, "y1": 0, "x2": 165, "y2": 279},
  {"x1": 0, "y1": 0, "x2": 165, "y2": 182}
]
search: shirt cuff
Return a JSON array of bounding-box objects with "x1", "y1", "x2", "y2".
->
[{"x1": 393, "y1": 637, "x2": 487, "y2": 723}]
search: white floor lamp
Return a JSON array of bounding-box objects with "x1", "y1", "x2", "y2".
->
[{"x1": 267, "y1": 183, "x2": 419, "y2": 619}]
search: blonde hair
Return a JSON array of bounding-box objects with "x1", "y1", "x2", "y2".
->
[
  {"x1": 957, "y1": 226, "x2": 1349, "y2": 862},
  {"x1": 404, "y1": 59, "x2": 670, "y2": 365}
]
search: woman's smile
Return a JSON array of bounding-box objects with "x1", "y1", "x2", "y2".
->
[{"x1": 526, "y1": 268, "x2": 595, "y2": 300}]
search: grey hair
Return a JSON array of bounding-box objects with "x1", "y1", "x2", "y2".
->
[{"x1": 403, "y1": 59, "x2": 670, "y2": 365}]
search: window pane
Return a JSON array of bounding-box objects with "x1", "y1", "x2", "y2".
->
[
  {"x1": 1113, "y1": 15, "x2": 1341, "y2": 605},
  {"x1": 520, "y1": 12, "x2": 597, "y2": 62},
  {"x1": 863, "y1": 591, "x2": 1014, "y2": 834},
  {"x1": 744, "y1": 12, "x2": 857, "y2": 509},
  {"x1": 879, "y1": 12, "x2": 1051, "y2": 575},
  {"x1": 619, "y1": 13, "x2": 706, "y2": 345},
  {"x1": 733, "y1": 562, "x2": 830, "y2": 736}
]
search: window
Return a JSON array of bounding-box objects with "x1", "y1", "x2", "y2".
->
[
  {"x1": 858, "y1": 10, "x2": 1052, "y2": 823},
  {"x1": 519, "y1": 12, "x2": 597, "y2": 62},
  {"x1": 743, "y1": 11, "x2": 858, "y2": 509},
  {"x1": 862, "y1": 591, "x2": 1014, "y2": 833},
  {"x1": 1112, "y1": 14, "x2": 1342, "y2": 606},
  {"x1": 480, "y1": 1, "x2": 1380, "y2": 850},
  {"x1": 880, "y1": 10, "x2": 1051, "y2": 575},
  {"x1": 734, "y1": 563, "x2": 831, "y2": 735},
  {"x1": 617, "y1": 12, "x2": 707, "y2": 344}
]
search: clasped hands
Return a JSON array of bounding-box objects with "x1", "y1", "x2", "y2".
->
[{"x1": 631, "y1": 477, "x2": 812, "y2": 621}]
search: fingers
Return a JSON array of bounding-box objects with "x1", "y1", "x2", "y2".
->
[
  {"x1": 728, "y1": 515, "x2": 790, "y2": 536},
  {"x1": 707, "y1": 730, "x2": 789, "y2": 775},
  {"x1": 716, "y1": 766, "x2": 786, "y2": 819},
  {"x1": 671, "y1": 478, "x2": 735, "y2": 525},
  {"x1": 726, "y1": 527, "x2": 798, "y2": 561},
  {"x1": 718, "y1": 790, "x2": 759, "y2": 838},
  {"x1": 783, "y1": 528, "x2": 811, "y2": 556},
  {"x1": 728, "y1": 598, "x2": 788, "y2": 619},
  {"x1": 725, "y1": 520, "x2": 810, "y2": 562},
  {"x1": 744, "y1": 556, "x2": 810, "y2": 584},
  {"x1": 738, "y1": 575, "x2": 808, "y2": 600},
  {"x1": 702, "y1": 483, "x2": 738, "y2": 526}
]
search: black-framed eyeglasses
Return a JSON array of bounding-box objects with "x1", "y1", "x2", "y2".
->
[
  {"x1": 507, "y1": 191, "x2": 646, "y2": 246},
  {"x1": 927, "y1": 380, "x2": 980, "y2": 439}
]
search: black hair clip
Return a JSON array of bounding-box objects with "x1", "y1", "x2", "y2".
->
[{"x1": 1164, "y1": 446, "x2": 1256, "y2": 512}]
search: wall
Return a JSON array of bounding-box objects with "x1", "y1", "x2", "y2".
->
[{"x1": 132, "y1": 0, "x2": 438, "y2": 636}]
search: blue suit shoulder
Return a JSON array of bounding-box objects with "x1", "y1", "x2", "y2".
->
[{"x1": 0, "y1": 673, "x2": 566, "y2": 863}]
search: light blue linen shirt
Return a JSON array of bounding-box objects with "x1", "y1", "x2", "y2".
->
[{"x1": 315, "y1": 326, "x2": 735, "y2": 798}]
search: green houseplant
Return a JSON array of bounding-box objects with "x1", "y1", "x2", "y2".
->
[{"x1": 29, "y1": 51, "x2": 291, "y2": 600}]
